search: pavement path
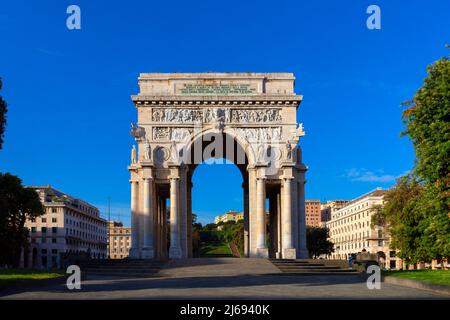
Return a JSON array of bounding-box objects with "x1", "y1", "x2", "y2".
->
[{"x1": 1, "y1": 258, "x2": 448, "y2": 300}]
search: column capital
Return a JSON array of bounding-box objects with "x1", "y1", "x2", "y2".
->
[{"x1": 129, "y1": 179, "x2": 139, "y2": 184}]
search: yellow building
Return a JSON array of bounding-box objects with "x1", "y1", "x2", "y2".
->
[
  {"x1": 214, "y1": 210, "x2": 244, "y2": 224},
  {"x1": 108, "y1": 221, "x2": 131, "y2": 259}
]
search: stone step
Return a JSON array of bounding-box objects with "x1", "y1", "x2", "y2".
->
[
  {"x1": 278, "y1": 268, "x2": 357, "y2": 273},
  {"x1": 80, "y1": 264, "x2": 166, "y2": 269},
  {"x1": 274, "y1": 271, "x2": 361, "y2": 276},
  {"x1": 269, "y1": 259, "x2": 360, "y2": 276},
  {"x1": 82, "y1": 267, "x2": 162, "y2": 273},
  {"x1": 80, "y1": 260, "x2": 167, "y2": 265},
  {"x1": 269, "y1": 259, "x2": 307, "y2": 264},
  {"x1": 275, "y1": 265, "x2": 341, "y2": 270},
  {"x1": 84, "y1": 272, "x2": 160, "y2": 278},
  {"x1": 273, "y1": 262, "x2": 326, "y2": 267}
]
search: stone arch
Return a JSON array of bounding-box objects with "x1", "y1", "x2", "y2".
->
[{"x1": 128, "y1": 72, "x2": 308, "y2": 260}]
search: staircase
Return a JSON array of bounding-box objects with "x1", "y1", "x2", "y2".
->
[
  {"x1": 79, "y1": 259, "x2": 168, "y2": 278},
  {"x1": 270, "y1": 259, "x2": 360, "y2": 276}
]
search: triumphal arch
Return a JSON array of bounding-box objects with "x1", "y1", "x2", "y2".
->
[{"x1": 128, "y1": 73, "x2": 308, "y2": 259}]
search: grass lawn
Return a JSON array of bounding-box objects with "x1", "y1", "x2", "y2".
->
[
  {"x1": 383, "y1": 269, "x2": 450, "y2": 286},
  {"x1": 200, "y1": 241, "x2": 234, "y2": 257},
  {"x1": 0, "y1": 269, "x2": 65, "y2": 287}
]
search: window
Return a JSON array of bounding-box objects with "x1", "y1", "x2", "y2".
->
[
  {"x1": 41, "y1": 227, "x2": 47, "y2": 233},
  {"x1": 31, "y1": 227, "x2": 36, "y2": 233},
  {"x1": 52, "y1": 227, "x2": 57, "y2": 234},
  {"x1": 42, "y1": 218, "x2": 47, "y2": 223},
  {"x1": 41, "y1": 249, "x2": 47, "y2": 254},
  {"x1": 51, "y1": 249, "x2": 58, "y2": 254},
  {"x1": 52, "y1": 238, "x2": 57, "y2": 243},
  {"x1": 52, "y1": 218, "x2": 57, "y2": 223},
  {"x1": 390, "y1": 251, "x2": 396, "y2": 258},
  {"x1": 52, "y1": 208, "x2": 57, "y2": 213},
  {"x1": 42, "y1": 237, "x2": 46, "y2": 243},
  {"x1": 378, "y1": 240, "x2": 383, "y2": 246}
]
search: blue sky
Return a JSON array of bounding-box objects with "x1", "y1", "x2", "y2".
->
[{"x1": 0, "y1": 1, "x2": 448, "y2": 225}]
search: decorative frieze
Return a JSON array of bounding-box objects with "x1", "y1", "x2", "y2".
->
[
  {"x1": 152, "y1": 108, "x2": 203, "y2": 123},
  {"x1": 151, "y1": 108, "x2": 282, "y2": 124},
  {"x1": 153, "y1": 127, "x2": 193, "y2": 141},
  {"x1": 231, "y1": 109, "x2": 281, "y2": 123},
  {"x1": 235, "y1": 127, "x2": 282, "y2": 142}
]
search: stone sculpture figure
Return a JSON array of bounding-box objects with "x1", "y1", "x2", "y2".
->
[
  {"x1": 131, "y1": 145, "x2": 137, "y2": 164},
  {"x1": 143, "y1": 139, "x2": 151, "y2": 160},
  {"x1": 286, "y1": 141, "x2": 292, "y2": 159},
  {"x1": 130, "y1": 122, "x2": 146, "y2": 141}
]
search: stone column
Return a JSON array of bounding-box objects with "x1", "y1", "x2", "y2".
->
[
  {"x1": 243, "y1": 181, "x2": 249, "y2": 257},
  {"x1": 187, "y1": 181, "x2": 193, "y2": 258},
  {"x1": 129, "y1": 180, "x2": 140, "y2": 259},
  {"x1": 169, "y1": 177, "x2": 182, "y2": 259},
  {"x1": 282, "y1": 177, "x2": 296, "y2": 259},
  {"x1": 142, "y1": 177, "x2": 155, "y2": 259},
  {"x1": 179, "y1": 168, "x2": 188, "y2": 258},
  {"x1": 161, "y1": 197, "x2": 168, "y2": 259},
  {"x1": 297, "y1": 175, "x2": 309, "y2": 258},
  {"x1": 268, "y1": 194, "x2": 277, "y2": 258},
  {"x1": 256, "y1": 177, "x2": 268, "y2": 258},
  {"x1": 276, "y1": 190, "x2": 282, "y2": 259}
]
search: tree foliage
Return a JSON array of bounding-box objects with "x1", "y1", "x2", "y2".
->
[
  {"x1": 306, "y1": 226, "x2": 334, "y2": 258},
  {"x1": 402, "y1": 56, "x2": 450, "y2": 194},
  {"x1": 377, "y1": 55, "x2": 450, "y2": 264},
  {"x1": 0, "y1": 173, "x2": 44, "y2": 267},
  {"x1": 0, "y1": 78, "x2": 7, "y2": 150}
]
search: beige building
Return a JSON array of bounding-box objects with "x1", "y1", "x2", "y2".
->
[
  {"x1": 327, "y1": 188, "x2": 402, "y2": 269},
  {"x1": 108, "y1": 221, "x2": 131, "y2": 259},
  {"x1": 214, "y1": 210, "x2": 244, "y2": 224},
  {"x1": 26, "y1": 186, "x2": 107, "y2": 269},
  {"x1": 320, "y1": 200, "x2": 349, "y2": 227}
]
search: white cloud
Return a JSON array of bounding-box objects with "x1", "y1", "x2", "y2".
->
[{"x1": 344, "y1": 168, "x2": 408, "y2": 183}]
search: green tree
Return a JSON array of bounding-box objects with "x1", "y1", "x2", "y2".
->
[
  {"x1": 0, "y1": 173, "x2": 44, "y2": 267},
  {"x1": 376, "y1": 55, "x2": 450, "y2": 264},
  {"x1": 402, "y1": 57, "x2": 450, "y2": 191},
  {"x1": 0, "y1": 78, "x2": 7, "y2": 150},
  {"x1": 306, "y1": 226, "x2": 334, "y2": 259}
]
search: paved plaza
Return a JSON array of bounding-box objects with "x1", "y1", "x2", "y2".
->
[{"x1": 1, "y1": 258, "x2": 448, "y2": 300}]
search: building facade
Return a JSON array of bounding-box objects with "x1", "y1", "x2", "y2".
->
[
  {"x1": 214, "y1": 210, "x2": 244, "y2": 224},
  {"x1": 327, "y1": 188, "x2": 402, "y2": 269},
  {"x1": 305, "y1": 200, "x2": 321, "y2": 227},
  {"x1": 26, "y1": 186, "x2": 107, "y2": 268},
  {"x1": 108, "y1": 221, "x2": 132, "y2": 259},
  {"x1": 320, "y1": 200, "x2": 350, "y2": 227}
]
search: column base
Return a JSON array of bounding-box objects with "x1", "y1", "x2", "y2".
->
[
  {"x1": 141, "y1": 247, "x2": 155, "y2": 259},
  {"x1": 169, "y1": 247, "x2": 182, "y2": 259},
  {"x1": 275, "y1": 252, "x2": 283, "y2": 259},
  {"x1": 256, "y1": 247, "x2": 269, "y2": 258},
  {"x1": 297, "y1": 248, "x2": 309, "y2": 259},
  {"x1": 283, "y1": 248, "x2": 297, "y2": 260},
  {"x1": 129, "y1": 248, "x2": 140, "y2": 259}
]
